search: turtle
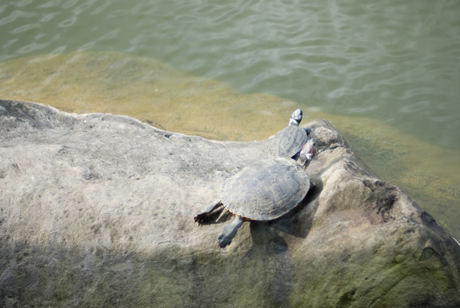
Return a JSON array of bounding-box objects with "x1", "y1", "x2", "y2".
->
[
  {"x1": 195, "y1": 138, "x2": 317, "y2": 248},
  {"x1": 269, "y1": 108, "x2": 311, "y2": 159}
]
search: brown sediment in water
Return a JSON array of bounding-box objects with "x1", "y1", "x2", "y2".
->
[
  {"x1": 0, "y1": 51, "x2": 459, "y2": 238},
  {"x1": 0, "y1": 51, "x2": 299, "y2": 141}
]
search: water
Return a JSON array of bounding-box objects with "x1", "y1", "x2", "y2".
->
[{"x1": 0, "y1": 0, "x2": 459, "y2": 236}]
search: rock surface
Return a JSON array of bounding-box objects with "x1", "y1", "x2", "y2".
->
[{"x1": 0, "y1": 99, "x2": 459, "y2": 307}]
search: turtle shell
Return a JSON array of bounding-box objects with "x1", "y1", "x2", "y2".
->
[
  {"x1": 221, "y1": 157, "x2": 310, "y2": 221},
  {"x1": 269, "y1": 125, "x2": 308, "y2": 158}
]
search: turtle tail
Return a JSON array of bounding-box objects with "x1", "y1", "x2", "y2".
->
[{"x1": 218, "y1": 216, "x2": 245, "y2": 248}]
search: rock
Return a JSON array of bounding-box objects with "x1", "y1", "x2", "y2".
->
[{"x1": 0, "y1": 99, "x2": 459, "y2": 307}]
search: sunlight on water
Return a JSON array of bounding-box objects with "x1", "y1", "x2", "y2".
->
[
  {"x1": 0, "y1": 0, "x2": 459, "y2": 151},
  {"x1": 0, "y1": 51, "x2": 459, "y2": 238}
]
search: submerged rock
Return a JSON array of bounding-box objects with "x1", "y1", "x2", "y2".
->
[{"x1": 0, "y1": 99, "x2": 459, "y2": 307}]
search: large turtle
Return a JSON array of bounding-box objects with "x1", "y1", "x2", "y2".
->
[
  {"x1": 269, "y1": 108, "x2": 311, "y2": 159},
  {"x1": 195, "y1": 138, "x2": 317, "y2": 248}
]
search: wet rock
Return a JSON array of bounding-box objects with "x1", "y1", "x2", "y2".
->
[{"x1": 0, "y1": 99, "x2": 459, "y2": 307}]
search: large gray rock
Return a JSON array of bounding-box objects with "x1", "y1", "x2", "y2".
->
[{"x1": 0, "y1": 99, "x2": 459, "y2": 307}]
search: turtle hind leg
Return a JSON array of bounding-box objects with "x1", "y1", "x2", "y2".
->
[
  {"x1": 218, "y1": 216, "x2": 244, "y2": 248},
  {"x1": 194, "y1": 199, "x2": 224, "y2": 224},
  {"x1": 215, "y1": 208, "x2": 230, "y2": 222}
]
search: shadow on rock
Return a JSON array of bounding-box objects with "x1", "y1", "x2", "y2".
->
[
  {"x1": 244, "y1": 223, "x2": 295, "y2": 307},
  {"x1": 268, "y1": 176, "x2": 323, "y2": 239}
]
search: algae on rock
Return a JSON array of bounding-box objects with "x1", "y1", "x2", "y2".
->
[{"x1": 1, "y1": 99, "x2": 459, "y2": 307}]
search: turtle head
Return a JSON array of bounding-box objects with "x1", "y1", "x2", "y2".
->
[
  {"x1": 297, "y1": 138, "x2": 316, "y2": 169},
  {"x1": 289, "y1": 108, "x2": 303, "y2": 126}
]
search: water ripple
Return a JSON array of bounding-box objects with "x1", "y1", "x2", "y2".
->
[
  {"x1": 73, "y1": 1, "x2": 95, "y2": 15},
  {"x1": 62, "y1": 0, "x2": 78, "y2": 9},
  {"x1": 40, "y1": 12, "x2": 59, "y2": 22},
  {"x1": 57, "y1": 16, "x2": 76, "y2": 27},
  {"x1": 0, "y1": 4, "x2": 8, "y2": 14},
  {"x1": 37, "y1": 0, "x2": 61, "y2": 9},
  {"x1": 18, "y1": 41, "x2": 50, "y2": 54},
  {"x1": 0, "y1": 0, "x2": 459, "y2": 151},
  {"x1": 98, "y1": 29, "x2": 120, "y2": 41},
  {"x1": 91, "y1": 1, "x2": 110, "y2": 15},
  {"x1": 0, "y1": 10, "x2": 37, "y2": 26},
  {"x1": 12, "y1": 22, "x2": 39, "y2": 33},
  {"x1": 400, "y1": 101, "x2": 430, "y2": 113},
  {"x1": 15, "y1": 0, "x2": 32, "y2": 8}
]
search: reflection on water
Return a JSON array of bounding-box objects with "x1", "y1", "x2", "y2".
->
[{"x1": 0, "y1": 51, "x2": 459, "y2": 239}]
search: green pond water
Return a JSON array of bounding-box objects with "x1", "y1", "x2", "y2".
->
[{"x1": 0, "y1": 0, "x2": 459, "y2": 239}]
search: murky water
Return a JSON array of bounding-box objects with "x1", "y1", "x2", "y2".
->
[{"x1": 0, "y1": 0, "x2": 459, "y2": 237}]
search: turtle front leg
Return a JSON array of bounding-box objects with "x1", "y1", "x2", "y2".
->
[
  {"x1": 194, "y1": 199, "x2": 224, "y2": 224},
  {"x1": 218, "y1": 215, "x2": 244, "y2": 248}
]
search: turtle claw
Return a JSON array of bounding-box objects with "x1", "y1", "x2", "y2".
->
[
  {"x1": 194, "y1": 212, "x2": 215, "y2": 224},
  {"x1": 194, "y1": 214, "x2": 206, "y2": 224},
  {"x1": 194, "y1": 200, "x2": 224, "y2": 224},
  {"x1": 218, "y1": 234, "x2": 232, "y2": 248},
  {"x1": 217, "y1": 216, "x2": 244, "y2": 248}
]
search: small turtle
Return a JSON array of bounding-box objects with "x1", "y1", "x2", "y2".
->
[
  {"x1": 269, "y1": 108, "x2": 311, "y2": 159},
  {"x1": 195, "y1": 138, "x2": 317, "y2": 248}
]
